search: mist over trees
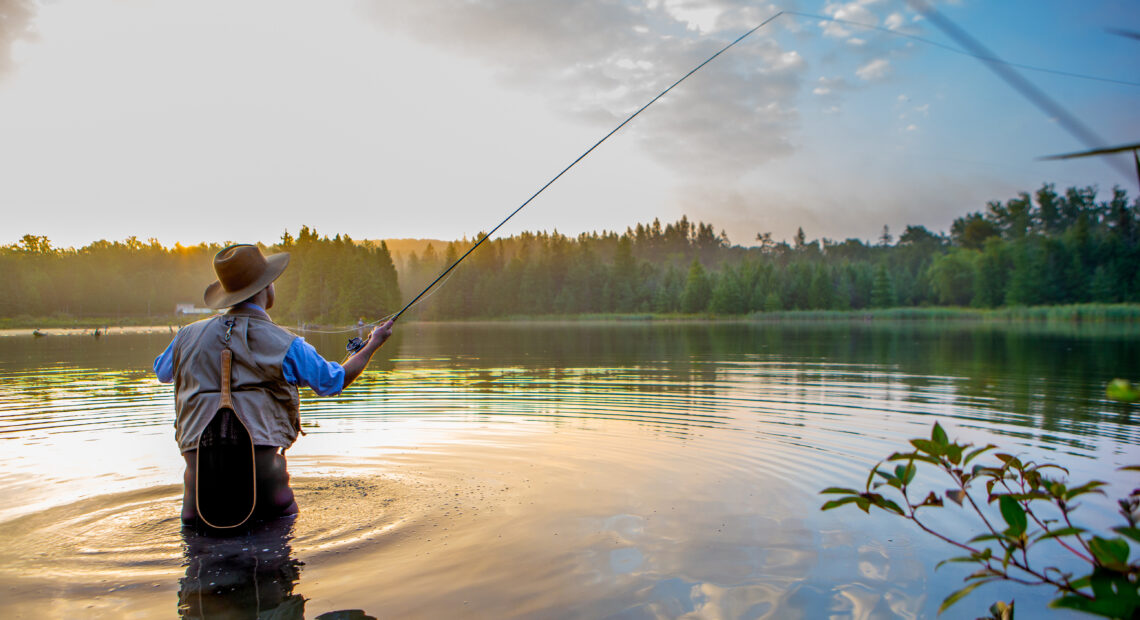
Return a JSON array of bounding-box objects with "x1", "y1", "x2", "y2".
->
[
  {"x1": 2, "y1": 183, "x2": 1137, "y2": 324},
  {"x1": 0, "y1": 227, "x2": 399, "y2": 325}
]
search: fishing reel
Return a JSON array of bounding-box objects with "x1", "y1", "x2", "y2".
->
[{"x1": 346, "y1": 336, "x2": 370, "y2": 355}]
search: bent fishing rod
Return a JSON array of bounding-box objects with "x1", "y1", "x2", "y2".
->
[
  {"x1": 344, "y1": 10, "x2": 786, "y2": 354},
  {"x1": 343, "y1": 3, "x2": 1135, "y2": 355}
]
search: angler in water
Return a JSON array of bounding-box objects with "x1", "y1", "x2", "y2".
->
[{"x1": 153, "y1": 244, "x2": 393, "y2": 529}]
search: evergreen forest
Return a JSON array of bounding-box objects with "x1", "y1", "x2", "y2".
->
[{"x1": 2, "y1": 183, "x2": 1137, "y2": 325}]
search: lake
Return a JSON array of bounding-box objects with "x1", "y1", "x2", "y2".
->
[{"x1": 1, "y1": 321, "x2": 1137, "y2": 619}]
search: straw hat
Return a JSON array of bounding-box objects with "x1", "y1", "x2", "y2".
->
[{"x1": 203, "y1": 245, "x2": 290, "y2": 309}]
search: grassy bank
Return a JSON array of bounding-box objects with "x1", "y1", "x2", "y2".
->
[
  {"x1": 3, "y1": 303, "x2": 1139, "y2": 330},
  {"x1": 415, "y1": 303, "x2": 1140, "y2": 324},
  {"x1": 744, "y1": 304, "x2": 1140, "y2": 323}
]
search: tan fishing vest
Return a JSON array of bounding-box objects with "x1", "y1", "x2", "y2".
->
[{"x1": 171, "y1": 306, "x2": 301, "y2": 452}]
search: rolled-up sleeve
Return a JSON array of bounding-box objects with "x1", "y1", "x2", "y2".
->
[
  {"x1": 153, "y1": 337, "x2": 176, "y2": 383},
  {"x1": 282, "y1": 337, "x2": 346, "y2": 396}
]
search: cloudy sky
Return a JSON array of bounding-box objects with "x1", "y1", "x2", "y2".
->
[{"x1": 0, "y1": 0, "x2": 1137, "y2": 248}]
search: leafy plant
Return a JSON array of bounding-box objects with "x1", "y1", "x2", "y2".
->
[
  {"x1": 1107, "y1": 379, "x2": 1139, "y2": 404},
  {"x1": 820, "y1": 422, "x2": 1140, "y2": 617}
]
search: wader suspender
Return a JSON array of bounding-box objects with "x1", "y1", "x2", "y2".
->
[{"x1": 195, "y1": 317, "x2": 258, "y2": 529}]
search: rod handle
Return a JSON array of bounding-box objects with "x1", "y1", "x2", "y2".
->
[{"x1": 219, "y1": 348, "x2": 234, "y2": 409}]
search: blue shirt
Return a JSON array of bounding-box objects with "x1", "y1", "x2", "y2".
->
[{"x1": 153, "y1": 308, "x2": 346, "y2": 396}]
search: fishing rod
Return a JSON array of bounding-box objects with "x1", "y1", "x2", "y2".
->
[
  {"x1": 343, "y1": 4, "x2": 1133, "y2": 354},
  {"x1": 345, "y1": 10, "x2": 786, "y2": 354}
]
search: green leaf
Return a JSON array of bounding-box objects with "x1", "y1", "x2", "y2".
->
[
  {"x1": 1112, "y1": 526, "x2": 1140, "y2": 544},
  {"x1": 865, "y1": 463, "x2": 881, "y2": 492},
  {"x1": 819, "y1": 487, "x2": 860, "y2": 495},
  {"x1": 988, "y1": 600, "x2": 1013, "y2": 620},
  {"x1": 965, "y1": 568, "x2": 997, "y2": 581},
  {"x1": 1106, "y1": 378, "x2": 1140, "y2": 403},
  {"x1": 968, "y1": 533, "x2": 1003, "y2": 544},
  {"x1": 1064, "y1": 480, "x2": 1107, "y2": 500},
  {"x1": 821, "y1": 497, "x2": 862, "y2": 511},
  {"x1": 945, "y1": 444, "x2": 965, "y2": 465},
  {"x1": 932, "y1": 422, "x2": 949, "y2": 446},
  {"x1": 887, "y1": 451, "x2": 941, "y2": 465},
  {"x1": 938, "y1": 580, "x2": 989, "y2": 615},
  {"x1": 994, "y1": 453, "x2": 1023, "y2": 470},
  {"x1": 875, "y1": 497, "x2": 905, "y2": 515},
  {"x1": 1035, "y1": 527, "x2": 1087, "y2": 542},
  {"x1": 910, "y1": 438, "x2": 942, "y2": 457},
  {"x1": 1068, "y1": 575, "x2": 1091, "y2": 590},
  {"x1": 1089, "y1": 536, "x2": 1130, "y2": 569},
  {"x1": 963, "y1": 445, "x2": 996, "y2": 465},
  {"x1": 999, "y1": 495, "x2": 1027, "y2": 537},
  {"x1": 1000, "y1": 491, "x2": 1050, "y2": 502},
  {"x1": 1118, "y1": 465, "x2": 1140, "y2": 472},
  {"x1": 934, "y1": 555, "x2": 980, "y2": 571},
  {"x1": 1050, "y1": 595, "x2": 1097, "y2": 615},
  {"x1": 1060, "y1": 567, "x2": 1140, "y2": 617}
]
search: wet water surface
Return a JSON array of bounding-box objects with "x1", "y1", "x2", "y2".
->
[{"x1": 1, "y1": 322, "x2": 1137, "y2": 618}]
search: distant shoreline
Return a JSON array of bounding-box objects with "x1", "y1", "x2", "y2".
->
[{"x1": 2, "y1": 303, "x2": 1138, "y2": 336}]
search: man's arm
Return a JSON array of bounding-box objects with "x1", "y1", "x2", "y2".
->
[
  {"x1": 283, "y1": 320, "x2": 394, "y2": 395},
  {"x1": 153, "y1": 335, "x2": 177, "y2": 383}
]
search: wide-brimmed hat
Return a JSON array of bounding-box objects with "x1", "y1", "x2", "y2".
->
[{"x1": 203, "y1": 245, "x2": 290, "y2": 309}]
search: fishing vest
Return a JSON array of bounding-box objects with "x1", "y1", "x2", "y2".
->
[{"x1": 171, "y1": 306, "x2": 301, "y2": 453}]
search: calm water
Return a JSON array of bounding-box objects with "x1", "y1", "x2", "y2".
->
[{"x1": 1, "y1": 321, "x2": 1137, "y2": 619}]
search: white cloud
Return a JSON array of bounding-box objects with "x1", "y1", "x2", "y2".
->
[
  {"x1": 856, "y1": 57, "x2": 891, "y2": 81},
  {"x1": 812, "y1": 75, "x2": 851, "y2": 97},
  {"x1": 361, "y1": 0, "x2": 808, "y2": 175},
  {"x1": 884, "y1": 12, "x2": 905, "y2": 30},
  {"x1": 905, "y1": 124, "x2": 918, "y2": 131},
  {"x1": 821, "y1": 0, "x2": 878, "y2": 37}
]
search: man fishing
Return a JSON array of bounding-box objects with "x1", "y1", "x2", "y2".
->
[{"x1": 154, "y1": 244, "x2": 393, "y2": 528}]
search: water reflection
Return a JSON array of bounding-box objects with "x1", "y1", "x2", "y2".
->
[
  {"x1": 1, "y1": 322, "x2": 1137, "y2": 618},
  {"x1": 179, "y1": 517, "x2": 305, "y2": 619},
  {"x1": 179, "y1": 516, "x2": 380, "y2": 620}
]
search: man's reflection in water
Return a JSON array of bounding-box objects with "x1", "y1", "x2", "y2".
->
[{"x1": 178, "y1": 516, "x2": 305, "y2": 619}]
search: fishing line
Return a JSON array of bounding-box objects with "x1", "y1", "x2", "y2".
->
[
  {"x1": 903, "y1": 0, "x2": 1130, "y2": 179},
  {"x1": 786, "y1": 11, "x2": 1140, "y2": 88},
  {"x1": 335, "y1": 4, "x2": 1131, "y2": 341},
  {"x1": 379, "y1": 10, "x2": 787, "y2": 327},
  {"x1": 298, "y1": 268, "x2": 459, "y2": 335}
]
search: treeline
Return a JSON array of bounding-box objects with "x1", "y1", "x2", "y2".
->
[
  {"x1": 395, "y1": 183, "x2": 1138, "y2": 318},
  {"x1": 0, "y1": 227, "x2": 400, "y2": 324},
  {"x1": 2, "y1": 183, "x2": 1137, "y2": 323}
]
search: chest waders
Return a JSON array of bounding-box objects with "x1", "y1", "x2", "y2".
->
[{"x1": 195, "y1": 318, "x2": 257, "y2": 529}]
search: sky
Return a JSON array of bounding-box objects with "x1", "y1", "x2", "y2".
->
[{"x1": 0, "y1": 0, "x2": 1137, "y2": 249}]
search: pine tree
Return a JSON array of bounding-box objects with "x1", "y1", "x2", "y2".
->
[
  {"x1": 681, "y1": 259, "x2": 711, "y2": 313},
  {"x1": 871, "y1": 264, "x2": 894, "y2": 308}
]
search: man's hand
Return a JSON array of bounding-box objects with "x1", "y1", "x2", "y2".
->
[
  {"x1": 366, "y1": 320, "x2": 394, "y2": 351},
  {"x1": 343, "y1": 319, "x2": 395, "y2": 390}
]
